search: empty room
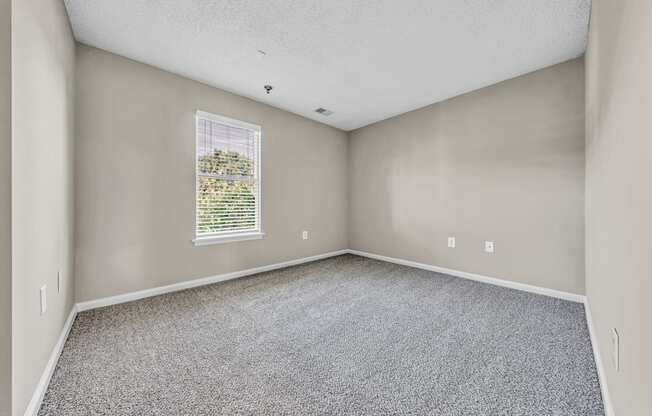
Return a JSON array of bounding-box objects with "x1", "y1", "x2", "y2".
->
[{"x1": 1, "y1": 0, "x2": 651, "y2": 415}]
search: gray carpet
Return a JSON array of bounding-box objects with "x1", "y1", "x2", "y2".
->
[{"x1": 39, "y1": 254, "x2": 604, "y2": 415}]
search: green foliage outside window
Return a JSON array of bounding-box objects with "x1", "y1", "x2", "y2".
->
[{"x1": 197, "y1": 150, "x2": 257, "y2": 234}]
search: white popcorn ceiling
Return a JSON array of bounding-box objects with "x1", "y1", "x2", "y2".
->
[{"x1": 64, "y1": 0, "x2": 591, "y2": 131}]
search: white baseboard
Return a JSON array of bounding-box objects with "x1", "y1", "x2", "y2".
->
[
  {"x1": 28, "y1": 248, "x2": 605, "y2": 416},
  {"x1": 348, "y1": 249, "x2": 615, "y2": 412},
  {"x1": 584, "y1": 299, "x2": 615, "y2": 416},
  {"x1": 23, "y1": 305, "x2": 78, "y2": 416},
  {"x1": 76, "y1": 249, "x2": 349, "y2": 312},
  {"x1": 26, "y1": 249, "x2": 348, "y2": 415},
  {"x1": 347, "y1": 249, "x2": 585, "y2": 303}
]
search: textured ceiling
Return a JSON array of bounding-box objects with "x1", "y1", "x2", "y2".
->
[{"x1": 64, "y1": 0, "x2": 591, "y2": 131}]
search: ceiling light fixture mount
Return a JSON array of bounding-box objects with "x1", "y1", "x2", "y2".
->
[
  {"x1": 264, "y1": 85, "x2": 273, "y2": 94},
  {"x1": 314, "y1": 107, "x2": 333, "y2": 116}
]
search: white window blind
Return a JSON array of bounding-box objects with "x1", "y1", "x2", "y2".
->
[{"x1": 195, "y1": 111, "x2": 261, "y2": 240}]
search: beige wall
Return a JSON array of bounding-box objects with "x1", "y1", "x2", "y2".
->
[
  {"x1": 75, "y1": 45, "x2": 348, "y2": 302},
  {"x1": 0, "y1": 0, "x2": 11, "y2": 414},
  {"x1": 5, "y1": 2, "x2": 651, "y2": 414},
  {"x1": 349, "y1": 59, "x2": 585, "y2": 294},
  {"x1": 11, "y1": 0, "x2": 76, "y2": 414},
  {"x1": 585, "y1": 1, "x2": 652, "y2": 415}
]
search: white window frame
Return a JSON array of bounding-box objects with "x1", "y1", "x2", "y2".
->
[{"x1": 192, "y1": 110, "x2": 264, "y2": 246}]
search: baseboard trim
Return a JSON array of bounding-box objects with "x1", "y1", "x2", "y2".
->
[
  {"x1": 347, "y1": 249, "x2": 585, "y2": 303},
  {"x1": 23, "y1": 304, "x2": 78, "y2": 416},
  {"x1": 25, "y1": 249, "x2": 604, "y2": 415},
  {"x1": 76, "y1": 249, "x2": 349, "y2": 312},
  {"x1": 584, "y1": 299, "x2": 615, "y2": 416},
  {"x1": 25, "y1": 249, "x2": 348, "y2": 415}
]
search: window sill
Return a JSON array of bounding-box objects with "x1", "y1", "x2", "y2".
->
[{"x1": 192, "y1": 232, "x2": 265, "y2": 246}]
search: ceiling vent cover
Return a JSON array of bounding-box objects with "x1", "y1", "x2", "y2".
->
[{"x1": 314, "y1": 107, "x2": 333, "y2": 116}]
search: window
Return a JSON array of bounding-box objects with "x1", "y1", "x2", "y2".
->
[{"x1": 193, "y1": 111, "x2": 262, "y2": 245}]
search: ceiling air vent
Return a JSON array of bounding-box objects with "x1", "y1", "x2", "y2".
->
[{"x1": 314, "y1": 107, "x2": 333, "y2": 116}]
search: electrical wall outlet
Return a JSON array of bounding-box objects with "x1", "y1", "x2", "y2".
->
[
  {"x1": 611, "y1": 328, "x2": 620, "y2": 371},
  {"x1": 40, "y1": 285, "x2": 47, "y2": 315},
  {"x1": 484, "y1": 241, "x2": 495, "y2": 253},
  {"x1": 447, "y1": 237, "x2": 456, "y2": 248},
  {"x1": 302, "y1": 230, "x2": 309, "y2": 240}
]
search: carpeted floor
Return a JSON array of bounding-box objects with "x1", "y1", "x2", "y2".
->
[{"x1": 39, "y1": 254, "x2": 604, "y2": 415}]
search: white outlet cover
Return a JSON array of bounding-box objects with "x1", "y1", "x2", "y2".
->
[
  {"x1": 40, "y1": 285, "x2": 47, "y2": 315},
  {"x1": 58, "y1": 271, "x2": 62, "y2": 293},
  {"x1": 484, "y1": 241, "x2": 495, "y2": 253},
  {"x1": 611, "y1": 328, "x2": 619, "y2": 371},
  {"x1": 302, "y1": 230, "x2": 309, "y2": 240},
  {"x1": 448, "y1": 237, "x2": 456, "y2": 248}
]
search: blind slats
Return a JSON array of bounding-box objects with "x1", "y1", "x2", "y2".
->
[{"x1": 196, "y1": 114, "x2": 260, "y2": 236}]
